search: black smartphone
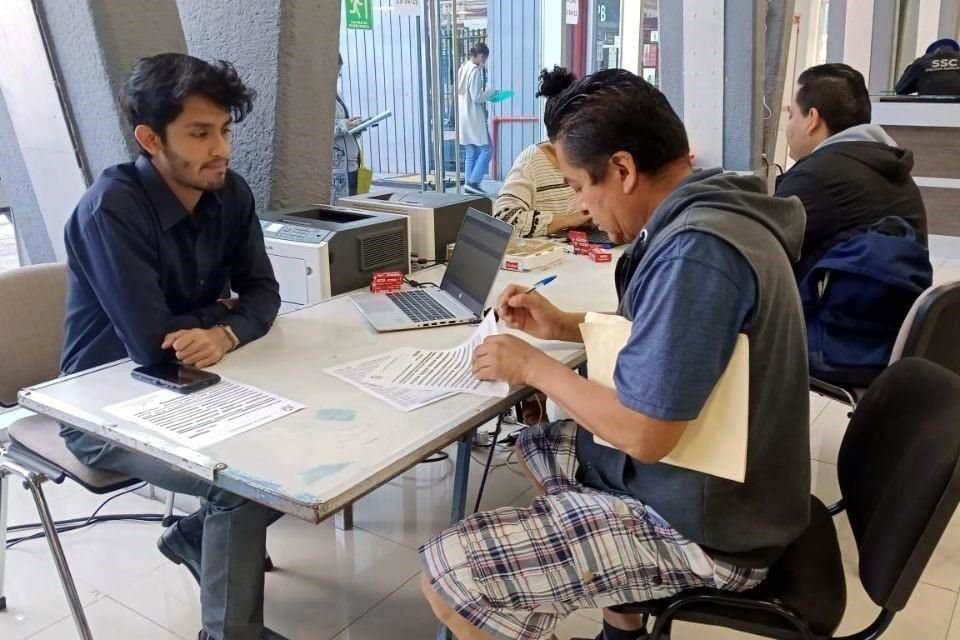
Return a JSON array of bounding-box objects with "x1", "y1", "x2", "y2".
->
[{"x1": 131, "y1": 363, "x2": 221, "y2": 393}]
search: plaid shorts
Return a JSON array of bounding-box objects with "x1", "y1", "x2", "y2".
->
[{"x1": 420, "y1": 420, "x2": 767, "y2": 640}]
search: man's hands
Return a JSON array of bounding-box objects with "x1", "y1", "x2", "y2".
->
[
  {"x1": 347, "y1": 116, "x2": 365, "y2": 129},
  {"x1": 162, "y1": 328, "x2": 233, "y2": 368},
  {"x1": 472, "y1": 335, "x2": 549, "y2": 385},
  {"x1": 497, "y1": 285, "x2": 581, "y2": 342}
]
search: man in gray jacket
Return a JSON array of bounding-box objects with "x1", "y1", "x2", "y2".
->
[{"x1": 419, "y1": 69, "x2": 810, "y2": 640}]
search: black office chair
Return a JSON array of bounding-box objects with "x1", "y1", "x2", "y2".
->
[
  {"x1": 609, "y1": 358, "x2": 960, "y2": 639},
  {"x1": 810, "y1": 281, "x2": 960, "y2": 410}
]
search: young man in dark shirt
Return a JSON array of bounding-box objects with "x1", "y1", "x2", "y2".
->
[
  {"x1": 420, "y1": 70, "x2": 810, "y2": 640},
  {"x1": 60, "y1": 53, "x2": 282, "y2": 640},
  {"x1": 777, "y1": 63, "x2": 927, "y2": 280}
]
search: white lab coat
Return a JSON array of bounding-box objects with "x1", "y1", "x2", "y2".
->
[{"x1": 456, "y1": 60, "x2": 493, "y2": 146}]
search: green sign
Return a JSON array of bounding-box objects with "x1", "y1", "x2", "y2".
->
[{"x1": 345, "y1": 0, "x2": 373, "y2": 30}]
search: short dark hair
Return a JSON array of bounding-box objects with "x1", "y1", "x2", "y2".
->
[
  {"x1": 795, "y1": 63, "x2": 870, "y2": 134},
  {"x1": 120, "y1": 53, "x2": 256, "y2": 151},
  {"x1": 469, "y1": 42, "x2": 489, "y2": 57},
  {"x1": 543, "y1": 69, "x2": 689, "y2": 183}
]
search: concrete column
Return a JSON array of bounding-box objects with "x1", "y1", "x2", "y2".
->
[
  {"x1": 36, "y1": 0, "x2": 188, "y2": 179},
  {"x1": 177, "y1": 0, "x2": 341, "y2": 212},
  {"x1": 763, "y1": 0, "x2": 796, "y2": 171},
  {"x1": 0, "y1": 0, "x2": 186, "y2": 263},
  {"x1": 659, "y1": 0, "x2": 776, "y2": 172},
  {"x1": 723, "y1": 0, "x2": 766, "y2": 171},
  {"x1": 658, "y1": 0, "x2": 684, "y2": 116},
  {"x1": 940, "y1": 0, "x2": 960, "y2": 38},
  {"x1": 868, "y1": 0, "x2": 898, "y2": 93},
  {"x1": 826, "y1": 0, "x2": 848, "y2": 63}
]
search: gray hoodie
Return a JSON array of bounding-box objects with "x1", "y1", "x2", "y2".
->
[{"x1": 581, "y1": 169, "x2": 811, "y2": 567}]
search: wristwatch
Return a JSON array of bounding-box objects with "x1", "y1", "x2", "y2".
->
[{"x1": 215, "y1": 324, "x2": 240, "y2": 352}]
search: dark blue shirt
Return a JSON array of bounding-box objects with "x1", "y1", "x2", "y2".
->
[{"x1": 61, "y1": 155, "x2": 280, "y2": 374}]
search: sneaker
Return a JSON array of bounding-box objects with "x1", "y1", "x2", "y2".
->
[{"x1": 463, "y1": 183, "x2": 485, "y2": 195}]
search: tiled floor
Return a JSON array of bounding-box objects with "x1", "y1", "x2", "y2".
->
[
  {"x1": 2, "y1": 264, "x2": 960, "y2": 640},
  {"x1": 5, "y1": 398, "x2": 960, "y2": 640}
]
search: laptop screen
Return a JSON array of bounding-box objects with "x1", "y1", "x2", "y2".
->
[{"x1": 441, "y1": 208, "x2": 514, "y2": 316}]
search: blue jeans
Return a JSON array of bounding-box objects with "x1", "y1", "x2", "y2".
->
[{"x1": 463, "y1": 141, "x2": 492, "y2": 186}]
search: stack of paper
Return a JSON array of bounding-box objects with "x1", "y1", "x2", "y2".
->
[{"x1": 324, "y1": 313, "x2": 509, "y2": 412}]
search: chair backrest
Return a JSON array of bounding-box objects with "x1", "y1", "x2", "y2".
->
[
  {"x1": 889, "y1": 281, "x2": 960, "y2": 373},
  {"x1": 837, "y1": 358, "x2": 960, "y2": 611},
  {"x1": 0, "y1": 263, "x2": 67, "y2": 406}
]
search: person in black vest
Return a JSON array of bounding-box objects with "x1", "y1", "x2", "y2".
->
[
  {"x1": 777, "y1": 63, "x2": 927, "y2": 280},
  {"x1": 895, "y1": 38, "x2": 960, "y2": 96}
]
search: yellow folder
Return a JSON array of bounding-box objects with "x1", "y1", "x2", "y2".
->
[{"x1": 579, "y1": 312, "x2": 749, "y2": 482}]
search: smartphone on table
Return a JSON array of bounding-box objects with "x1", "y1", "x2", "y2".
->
[{"x1": 131, "y1": 363, "x2": 221, "y2": 393}]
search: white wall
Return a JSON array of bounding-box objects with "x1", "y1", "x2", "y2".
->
[{"x1": 621, "y1": 0, "x2": 644, "y2": 74}]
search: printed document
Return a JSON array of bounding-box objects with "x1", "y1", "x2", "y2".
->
[
  {"x1": 104, "y1": 380, "x2": 304, "y2": 450},
  {"x1": 324, "y1": 352, "x2": 454, "y2": 412},
  {"x1": 364, "y1": 312, "x2": 510, "y2": 398}
]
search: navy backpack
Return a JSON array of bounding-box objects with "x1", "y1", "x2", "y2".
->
[{"x1": 800, "y1": 216, "x2": 933, "y2": 387}]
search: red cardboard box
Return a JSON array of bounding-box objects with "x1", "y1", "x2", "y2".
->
[
  {"x1": 568, "y1": 230, "x2": 592, "y2": 255},
  {"x1": 370, "y1": 271, "x2": 404, "y2": 292},
  {"x1": 589, "y1": 247, "x2": 612, "y2": 263}
]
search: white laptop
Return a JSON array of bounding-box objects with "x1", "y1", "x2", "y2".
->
[{"x1": 350, "y1": 208, "x2": 513, "y2": 332}]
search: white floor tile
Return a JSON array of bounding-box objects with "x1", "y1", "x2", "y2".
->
[
  {"x1": 42, "y1": 491, "x2": 172, "y2": 595},
  {"x1": 933, "y1": 259, "x2": 960, "y2": 286},
  {"x1": 811, "y1": 460, "x2": 841, "y2": 507},
  {"x1": 262, "y1": 515, "x2": 424, "y2": 639},
  {"x1": 810, "y1": 400, "x2": 851, "y2": 465},
  {"x1": 26, "y1": 596, "x2": 184, "y2": 640},
  {"x1": 947, "y1": 593, "x2": 960, "y2": 640},
  {"x1": 834, "y1": 561, "x2": 957, "y2": 640},
  {"x1": 554, "y1": 612, "x2": 603, "y2": 639},
  {"x1": 330, "y1": 574, "x2": 438, "y2": 640},
  {"x1": 0, "y1": 549, "x2": 102, "y2": 640},
  {"x1": 351, "y1": 441, "x2": 533, "y2": 550}
]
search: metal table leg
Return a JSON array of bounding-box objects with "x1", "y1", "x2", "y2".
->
[
  {"x1": 436, "y1": 430, "x2": 474, "y2": 640},
  {"x1": 0, "y1": 473, "x2": 8, "y2": 611},
  {"x1": 335, "y1": 504, "x2": 354, "y2": 530}
]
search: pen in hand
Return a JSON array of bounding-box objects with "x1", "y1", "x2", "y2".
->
[
  {"x1": 496, "y1": 275, "x2": 558, "y2": 319},
  {"x1": 522, "y1": 274, "x2": 557, "y2": 295}
]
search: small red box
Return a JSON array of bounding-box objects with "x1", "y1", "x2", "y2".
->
[
  {"x1": 568, "y1": 230, "x2": 592, "y2": 255},
  {"x1": 370, "y1": 271, "x2": 404, "y2": 292},
  {"x1": 589, "y1": 247, "x2": 612, "y2": 263},
  {"x1": 503, "y1": 259, "x2": 520, "y2": 271}
]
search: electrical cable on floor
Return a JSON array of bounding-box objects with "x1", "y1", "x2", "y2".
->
[
  {"x1": 5, "y1": 482, "x2": 165, "y2": 550},
  {"x1": 420, "y1": 451, "x2": 450, "y2": 464}
]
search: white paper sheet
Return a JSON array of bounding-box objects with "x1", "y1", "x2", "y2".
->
[
  {"x1": 104, "y1": 380, "x2": 304, "y2": 450},
  {"x1": 324, "y1": 352, "x2": 455, "y2": 412},
  {"x1": 363, "y1": 313, "x2": 510, "y2": 398}
]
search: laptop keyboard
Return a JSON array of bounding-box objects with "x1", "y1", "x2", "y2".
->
[{"x1": 387, "y1": 290, "x2": 457, "y2": 323}]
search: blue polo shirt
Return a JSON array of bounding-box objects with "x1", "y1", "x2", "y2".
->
[
  {"x1": 577, "y1": 230, "x2": 757, "y2": 494},
  {"x1": 60, "y1": 155, "x2": 280, "y2": 374}
]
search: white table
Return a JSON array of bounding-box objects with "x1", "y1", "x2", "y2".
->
[{"x1": 16, "y1": 250, "x2": 620, "y2": 524}]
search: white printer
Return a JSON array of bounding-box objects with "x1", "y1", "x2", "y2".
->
[
  {"x1": 259, "y1": 205, "x2": 409, "y2": 312},
  {"x1": 338, "y1": 189, "x2": 492, "y2": 262}
]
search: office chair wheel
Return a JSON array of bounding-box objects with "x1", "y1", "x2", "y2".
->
[{"x1": 264, "y1": 554, "x2": 274, "y2": 572}]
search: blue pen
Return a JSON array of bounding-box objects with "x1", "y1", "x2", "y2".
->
[{"x1": 523, "y1": 274, "x2": 557, "y2": 295}]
